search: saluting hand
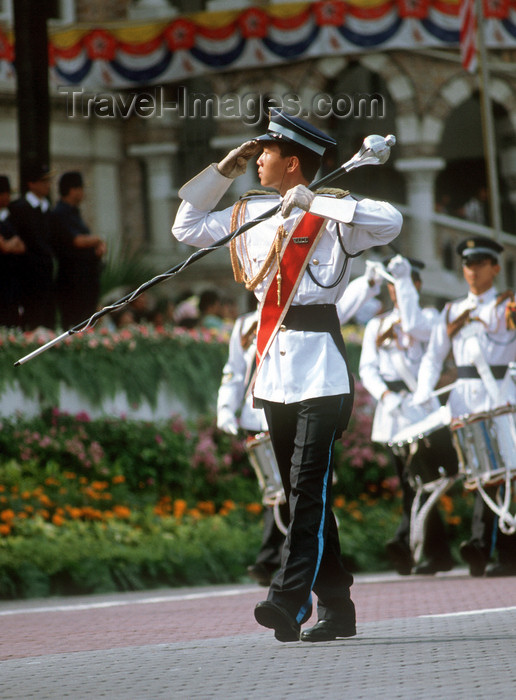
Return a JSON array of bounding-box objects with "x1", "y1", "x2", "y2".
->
[{"x1": 217, "y1": 140, "x2": 261, "y2": 179}]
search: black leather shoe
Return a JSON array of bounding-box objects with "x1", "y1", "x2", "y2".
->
[
  {"x1": 385, "y1": 539, "x2": 413, "y2": 576},
  {"x1": 254, "y1": 601, "x2": 300, "y2": 642},
  {"x1": 300, "y1": 619, "x2": 356, "y2": 643},
  {"x1": 460, "y1": 540, "x2": 487, "y2": 577},
  {"x1": 247, "y1": 563, "x2": 273, "y2": 587},
  {"x1": 413, "y1": 557, "x2": 454, "y2": 575},
  {"x1": 485, "y1": 562, "x2": 516, "y2": 577}
]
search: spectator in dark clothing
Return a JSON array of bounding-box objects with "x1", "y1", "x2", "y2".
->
[
  {"x1": 0, "y1": 175, "x2": 26, "y2": 327},
  {"x1": 9, "y1": 164, "x2": 56, "y2": 330},
  {"x1": 51, "y1": 171, "x2": 107, "y2": 329}
]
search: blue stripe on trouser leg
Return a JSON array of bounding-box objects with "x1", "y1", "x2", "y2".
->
[{"x1": 295, "y1": 398, "x2": 342, "y2": 625}]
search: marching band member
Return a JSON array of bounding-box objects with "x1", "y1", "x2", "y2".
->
[
  {"x1": 217, "y1": 272, "x2": 382, "y2": 588},
  {"x1": 173, "y1": 108, "x2": 402, "y2": 642},
  {"x1": 217, "y1": 301, "x2": 287, "y2": 588},
  {"x1": 414, "y1": 236, "x2": 516, "y2": 577},
  {"x1": 359, "y1": 255, "x2": 455, "y2": 576}
]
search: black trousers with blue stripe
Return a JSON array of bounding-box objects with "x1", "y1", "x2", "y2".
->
[{"x1": 262, "y1": 394, "x2": 355, "y2": 625}]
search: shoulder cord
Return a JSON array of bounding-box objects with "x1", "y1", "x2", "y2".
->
[{"x1": 229, "y1": 199, "x2": 288, "y2": 293}]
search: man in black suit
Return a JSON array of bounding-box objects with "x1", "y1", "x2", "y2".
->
[
  {"x1": 51, "y1": 171, "x2": 107, "y2": 328},
  {"x1": 9, "y1": 164, "x2": 56, "y2": 330},
  {"x1": 0, "y1": 175, "x2": 26, "y2": 327}
]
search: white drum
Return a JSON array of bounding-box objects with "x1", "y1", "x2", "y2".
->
[
  {"x1": 450, "y1": 405, "x2": 516, "y2": 490},
  {"x1": 245, "y1": 432, "x2": 288, "y2": 535},
  {"x1": 389, "y1": 406, "x2": 458, "y2": 489},
  {"x1": 245, "y1": 432, "x2": 285, "y2": 507}
]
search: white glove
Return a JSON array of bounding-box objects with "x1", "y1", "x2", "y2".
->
[
  {"x1": 411, "y1": 387, "x2": 432, "y2": 406},
  {"x1": 365, "y1": 260, "x2": 383, "y2": 286},
  {"x1": 217, "y1": 408, "x2": 239, "y2": 436},
  {"x1": 387, "y1": 254, "x2": 411, "y2": 279},
  {"x1": 281, "y1": 184, "x2": 315, "y2": 218},
  {"x1": 217, "y1": 140, "x2": 260, "y2": 179},
  {"x1": 381, "y1": 391, "x2": 403, "y2": 413}
]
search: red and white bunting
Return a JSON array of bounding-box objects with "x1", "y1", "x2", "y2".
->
[{"x1": 460, "y1": 0, "x2": 478, "y2": 73}]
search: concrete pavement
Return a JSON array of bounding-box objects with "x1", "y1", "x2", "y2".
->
[{"x1": 1, "y1": 569, "x2": 516, "y2": 699}]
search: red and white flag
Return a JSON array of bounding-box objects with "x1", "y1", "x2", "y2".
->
[{"x1": 460, "y1": 0, "x2": 478, "y2": 73}]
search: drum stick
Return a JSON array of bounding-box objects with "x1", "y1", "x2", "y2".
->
[
  {"x1": 429, "y1": 381, "x2": 459, "y2": 397},
  {"x1": 367, "y1": 262, "x2": 396, "y2": 284}
]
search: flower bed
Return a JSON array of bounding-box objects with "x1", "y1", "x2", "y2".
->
[
  {"x1": 0, "y1": 399, "x2": 474, "y2": 599},
  {"x1": 0, "y1": 327, "x2": 474, "y2": 598}
]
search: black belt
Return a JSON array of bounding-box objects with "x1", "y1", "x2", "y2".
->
[
  {"x1": 456, "y1": 365, "x2": 508, "y2": 380},
  {"x1": 384, "y1": 379, "x2": 409, "y2": 392},
  {"x1": 283, "y1": 304, "x2": 351, "y2": 380}
]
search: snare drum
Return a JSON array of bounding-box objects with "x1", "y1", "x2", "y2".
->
[
  {"x1": 245, "y1": 432, "x2": 285, "y2": 507},
  {"x1": 389, "y1": 406, "x2": 458, "y2": 487},
  {"x1": 450, "y1": 405, "x2": 516, "y2": 489}
]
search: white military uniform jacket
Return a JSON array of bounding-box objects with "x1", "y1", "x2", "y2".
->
[
  {"x1": 217, "y1": 275, "x2": 381, "y2": 433},
  {"x1": 359, "y1": 275, "x2": 439, "y2": 443},
  {"x1": 173, "y1": 165, "x2": 402, "y2": 405},
  {"x1": 416, "y1": 286, "x2": 516, "y2": 418}
]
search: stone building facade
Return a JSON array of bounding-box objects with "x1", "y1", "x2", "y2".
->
[{"x1": 1, "y1": 0, "x2": 516, "y2": 309}]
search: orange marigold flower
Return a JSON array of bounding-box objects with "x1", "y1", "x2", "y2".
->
[
  {"x1": 63, "y1": 472, "x2": 76, "y2": 479},
  {"x1": 52, "y1": 513, "x2": 65, "y2": 526},
  {"x1": 333, "y1": 495, "x2": 346, "y2": 509},
  {"x1": 112, "y1": 475, "x2": 125, "y2": 485},
  {"x1": 113, "y1": 505, "x2": 131, "y2": 519},
  {"x1": 197, "y1": 501, "x2": 216, "y2": 515},
  {"x1": 173, "y1": 499, "x2": 188, "y2": 518},
  {"x1": 66, "y1": 506, "x2": 82, "y2": 519},
  {"x1": 246, "y1": 503, "x2": 263, "y2": 515},
  {"x1": 38, "y1": 494, "x2": 52, "y2": 507},
  {"x1": 21, "y1": 491, "x2": 32, "y2": 500},
  {"x1": 440, "y1": 494, "x2": 454, "y2": 514},
  {"x1": 0, "y1": 523, "x2": 11, "y2": 536},
  {"x1": 351, "y1": 509, "x2": 364, "y2": 521},
  {"x1": 91, "y1": 481, "x2": 109, "y2": 491},
  {"x1": 82, "y1": 506, "x2": 103, "y2": 521},
  {"x1": 446, "y1": 515, "x2": 461, "y2": 526},
  {"x1": 1, "y1": 509, "x2": 15, "y2": 522},
  {"x1": 44, "y1": 477, "x2": 60, "y2": 486},
  {"x1": 222, "y1": 499, "x2": 236, "y2": 511},
  {"x1": 0, "y1": 485, "x2": 5, "y2": 493},
  {"x1": 188, "y1": 508, "x2": 202, "y2": 520}
]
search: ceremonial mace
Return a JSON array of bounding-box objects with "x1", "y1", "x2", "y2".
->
[{"x1": 15, "y1": 134, "x2": 396, "y2": 366}]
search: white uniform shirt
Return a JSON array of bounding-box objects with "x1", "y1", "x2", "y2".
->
[
  {"x1": 217, "y1": 276, "x2": 382, "y2": 433},
  {"x1": 173, "y1": 168, "x2": 402, "y2": 404},
  {"x1": 359, "y1": 275, "x2": 438, "y2": 443},
  {"x1": 416, "y1": 286, "x2": 516, "y2": 418}
]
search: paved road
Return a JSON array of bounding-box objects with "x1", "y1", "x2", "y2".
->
[{"x1": 1, "y1": 569, "x2": 516, "y2": 699}]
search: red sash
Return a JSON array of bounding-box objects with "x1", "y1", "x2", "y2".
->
[{"x1": 256, "y1": 212, "x2": 326, "y2": 369}]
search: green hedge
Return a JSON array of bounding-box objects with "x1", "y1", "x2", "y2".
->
[{"x1": 0, "y1": 324, "x2": 229, "y2": 413}]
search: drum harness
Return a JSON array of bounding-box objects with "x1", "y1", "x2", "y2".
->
[
  {"x1": 456, "y1": 322, "x2": 516, "y2": 534},
  {"x1": 383, "y1": 337, "x2": 458, "y2": 562}
]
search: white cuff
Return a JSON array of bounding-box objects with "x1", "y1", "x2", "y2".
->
[
  {"x1": 178, "y1": 164, "x2": 234, "y2": 211},
  {"x1": 310, "y1": 195, "x2": 357, "y2": 224}
]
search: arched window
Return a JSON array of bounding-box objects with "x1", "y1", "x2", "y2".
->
[{"x1": 323, "y1": 61, "x2": 404, "y2": 204}]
